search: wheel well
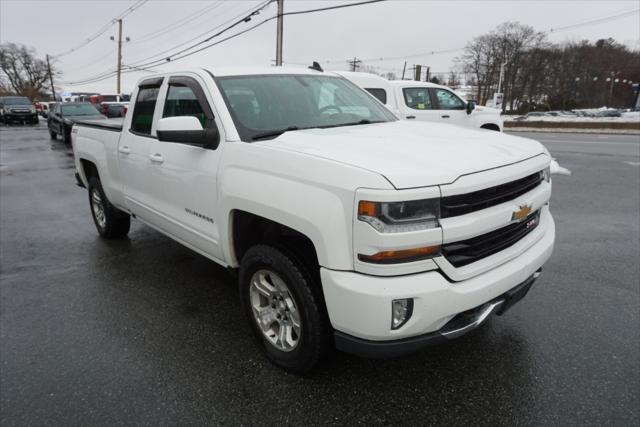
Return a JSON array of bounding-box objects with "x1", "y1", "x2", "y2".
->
[
  {"x1": 232, "y1": 210, "x2": 319, "y2": 274},
  {"x1": 80, "y1": 159, "x2": 99, "y2": 181},
  {"x1": 481, "y1": 123, "x2": 501, "y2": 131}
]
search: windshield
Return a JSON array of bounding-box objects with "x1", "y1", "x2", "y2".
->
[
  {"x1": 61, "y1": 104, "x2": 102, "y2": 116},
  {"x1": 4, "y1": 97, "x2": 31, "y2": 106},
  {"x1": 215, "y1": 74, "x2": 396, "y2": 141}
]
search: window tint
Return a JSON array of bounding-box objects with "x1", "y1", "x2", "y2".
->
[
  {"x1": 403, "y1": 88, "x2": 432, "y2": 110},
  {"x1": 131, "y1": 86, "x2": 160, "y2": 135},
  {"x1": 216, "y1": 75, "x2": 395, "y2": 141},
  {"x1": 365, "y1": 88, "x2": 387, "y2": 104},
  {"x1": 162, "y1": 85, "x2": 207, "y2": 127},
  {"x1": 434, "y1": 89, "x2": 465, "y2": 110}
]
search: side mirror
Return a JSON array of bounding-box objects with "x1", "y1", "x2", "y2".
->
[
  {"x1": 156, "y1": 116, "x2": 219, "y2": 150},
  {"x1": 466, "y1": 101, "x2": 476, "y2": 115}
]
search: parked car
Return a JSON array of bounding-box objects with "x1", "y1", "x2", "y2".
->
[
  {"x1": 0, "y1": 96, "x2": 38, "y2": 124},
  {"x1": 72, "y1": 68, "x2": 554, "y2": 373},
  {"x1": 97, "y1": 102, "x2": 128, "y2": 118},
  {"x1": 48, "y1": 102, "x2": 107, "y2": 142},
  {"x1": 338, "y1": 71, "x2": 504, "y2": 131},
  {"x1": 39, "y1": 102, "x2": 51, "y2": 118}
]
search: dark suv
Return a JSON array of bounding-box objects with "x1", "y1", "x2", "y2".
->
[
  {"x1": 0, "y1": 96, "x2": 38, "y2": 124},
  {"x1": 48, "y1": 102, "x2": 106, "y2": 142}
]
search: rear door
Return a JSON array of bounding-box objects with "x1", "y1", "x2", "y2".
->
[
  {"x1": 118, "y1": 77, "x2": 164, "y2": 220},
  {"x1": 146, "y1": 74, "x2": 224, "y2": 259},
  {"x1": 398, "y1": 86, "x2": 441, "y2": 122},
  {"x1": 430, "y1": 87, "x2": 469, "y2": 128}
]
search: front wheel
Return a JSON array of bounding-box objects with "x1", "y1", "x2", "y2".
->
[
  {"x1": 239, "y1": 245, "x2": 329, "y2": 374},
  {"x1": 87, "y1": 177, "x2": 130, "y2": 238}
]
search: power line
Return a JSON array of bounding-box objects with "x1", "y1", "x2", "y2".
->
[
  {"x1": 53, "y1": 0, "x2": 148, "y2": 58},
  {"x1": 63, "y1": 0, "x2": 389, "y2": 86},
  {"x1": 128, "y1": 1, "x2": 226, "y2": 45},
  {"x1": 130, "y1": 0, "x2": 387, "y2": 69},
  {"x1": 546, "y1": 8, "x2": 639, "y2": 33}
]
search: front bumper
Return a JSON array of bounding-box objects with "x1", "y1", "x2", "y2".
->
[
  {"x1": 321, "y1": 210, "x2": 554, "y2": 356},
  {"x1": 2, "y1": 112, "x2": 37, "y2": 121},
  {"x1": 335, "y1": 270, "x2": 539, "y2": 358}
]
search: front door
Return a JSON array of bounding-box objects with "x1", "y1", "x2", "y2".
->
[
  {"x1": 146, "y1": 75, "x2": 223, "y2": 260},
  {"x1": 430, "y1": 87, "x2": 469, "y2": 128}
]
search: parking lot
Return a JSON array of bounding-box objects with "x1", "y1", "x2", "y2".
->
[{"x1": 1, "y1": 122, "x2": 638, "y2": 425}]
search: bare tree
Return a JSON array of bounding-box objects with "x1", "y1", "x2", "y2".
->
[{"x1": 0, "y1": 43, "x2": 58, "y2": 99}]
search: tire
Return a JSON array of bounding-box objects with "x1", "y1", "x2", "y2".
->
[
  {"x1": 31, "y1": 117, "x2": 39, "y2": 125},
  {"x1": 63, "y1": 126, "x2": 71, "y2": 143},
  {"x1": 239, "y1": 244, "x2": 329, "y2": 374},
  {"x1": 49, "y1": 129, "x2": 57, "y2": 139},
  {"x1": 87, "y1": 177, "x2": 130, "y2": 238}
]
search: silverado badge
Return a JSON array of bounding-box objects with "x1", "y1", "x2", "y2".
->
[{"x1": 512, "y1": 203, "x2": 532, "y2": 222}]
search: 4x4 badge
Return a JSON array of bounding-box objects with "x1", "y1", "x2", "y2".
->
[{"x1": 512, "y1": 203, "x2": 532, "y2": 221}]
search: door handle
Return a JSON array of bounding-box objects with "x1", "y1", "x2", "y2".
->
[
  {"x1": 149, "y1": 153, "x2": 164, "y2": 164},
  {"x1": 118, "y1": 146, "x2": 130, "y2": 155},
  {"x1": 441, "y1": 115, "x2": 451, "y2": 119},
  {"x1": 406, "y1": 115, "x2": 416, "y2": 119}
]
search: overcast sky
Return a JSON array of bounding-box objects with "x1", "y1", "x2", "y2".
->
[{"x1": 1, "y1": 0, "x2": 639, "y2": 94}]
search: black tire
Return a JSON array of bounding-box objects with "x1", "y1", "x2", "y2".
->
[
  {"x1": 87, "y1": 177, "x2": 130, "y2": 239},
  {"x1": 31, "y1": 117, "x2": 39, "y2": 125},
  {"x1": 49, "y1": 129, "x2": 57, "y2": 139},
  {"x1": 239, "y1": 244, "x2": 329, "y2": 374},
  {"x1": 63, "y1": 126, "x2": 71, "y2": 143}
]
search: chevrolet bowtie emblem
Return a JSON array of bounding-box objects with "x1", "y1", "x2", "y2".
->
[{"x1": 512, "y1": 204, "x2": 532, "y2": 221}]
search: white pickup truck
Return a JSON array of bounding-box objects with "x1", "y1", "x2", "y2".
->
[
  {"x1": 72, "y1": 67, "x2": 555, "y2": 373},
  {"x1": 338, "y1": 71, "x2": 504, "y2": 131}
]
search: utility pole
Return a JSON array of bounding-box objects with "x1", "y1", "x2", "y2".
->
[
  {"x1": 46, "y1": 54, "x2": 56, "y2": 101},
  {"x1": 347, "y1": 57, "x2": 361, "y2": 72},
  {"x1": 608, "y1": 72, "x2": 617, "y2": 106},
  {"x1": 401, "y1": 61, "x2": 407, "y2": 80},
  {"x1": 414, "y1": 64, "x2": 422, "y2": 81},
  {"x1": 275, "y1": 0, "x2": 284, "y2": 66},
  {"x1": 116, "y1": 19, "x2": 123, "y2": 94},
  {"x1": 497, "y1": 61, "x2": 508, "y2": 93},
  {"x1": 425, "y1": 66, "x2": 430, "y2": 82},
  {"x1": 110, "y1": 19, "x2": 130, "y2": 94}
]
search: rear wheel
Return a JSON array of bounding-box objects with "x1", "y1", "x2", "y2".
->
[
  {"x1": 239, "y1": 245, "x2": 328, "y2": 374},
  {"x1": 87, "y1": 177, "x2": 130, "y2": 238}
]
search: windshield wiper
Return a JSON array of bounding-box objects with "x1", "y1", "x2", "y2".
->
[
  {"x1": 251, "y1": 126, "x2": 300, "y2": 141},
  {"x1": 319, "y1": 119, "x2": 385, "y2": 129}
]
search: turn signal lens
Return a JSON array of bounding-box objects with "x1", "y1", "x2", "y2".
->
[
  {"x1": 358, "y1": 201, "x2": 378, "y2": 217},
  {"x1": 358, "y1": 246, "x2": 441, "y2": 264}
]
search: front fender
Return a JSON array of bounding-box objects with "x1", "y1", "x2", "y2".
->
[{"x1": 218, "y1": 143, "x2": 392, "y2": 269}]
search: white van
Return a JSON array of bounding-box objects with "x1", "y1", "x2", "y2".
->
[{"x1": 338, "y1": 71, "x2": 503, "y2": 131}]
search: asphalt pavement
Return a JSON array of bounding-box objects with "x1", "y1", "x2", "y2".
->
[{"x1": 1, "y1": 122, "x2": 638, "y2": 425}]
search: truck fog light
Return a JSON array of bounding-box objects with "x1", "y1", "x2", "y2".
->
[{"x1": 391, "y1": 298, "x2": 414, "y2": 330}]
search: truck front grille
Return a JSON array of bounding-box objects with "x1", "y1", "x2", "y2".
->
[
  {"x1": 442, "y1": 210, "x2": 540, "y2": 267},
  {"x1": 441, "y1": 172, "x2": 542, "y2": 218}
]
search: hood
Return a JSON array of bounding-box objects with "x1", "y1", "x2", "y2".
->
[
  {"x1": 266, "y1": 121, "x2": 546, "y2": 189},
  {"x1": 65, "y1": 115, "x2": 107, "y2": 122}
]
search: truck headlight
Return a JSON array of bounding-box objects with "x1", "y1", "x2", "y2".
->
[{"x1": 358, "y1": 198, "x2": 440, "y2": 233}]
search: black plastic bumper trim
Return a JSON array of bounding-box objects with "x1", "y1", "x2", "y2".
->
[{"x1": 334, "y1": 270, "x2": 540, "y2": 358}]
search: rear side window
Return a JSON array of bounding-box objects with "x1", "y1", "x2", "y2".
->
[
  {"x1": 131, "y1": 86, "x2": 160, "y2": 135},
  {"x1": 365, "y1": 88, "x2": 387, "y2": 104},
  {"x1": 403, "y1": 88, "x2": 433, "y2": 110}
]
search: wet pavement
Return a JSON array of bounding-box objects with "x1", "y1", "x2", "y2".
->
[{"x1": 1, "y1": 122, "x2": 639, "y2": 425}]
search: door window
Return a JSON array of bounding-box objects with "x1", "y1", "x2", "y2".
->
[
  {"x1": 162, "y1": 85, "x2": 207, "y2": 128},
  {"x1": 402, "y1": 88, "x2": 433, "y2": 110},
  {"x1": 131, "y1": 86, "x2": 160, "y2": 135},
  {"x1": 433, "y1": 89, "x2": 465, "y2": 110},
  {"x1": 365, "y1": 88, "x2": 387, "y2": 104}
]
